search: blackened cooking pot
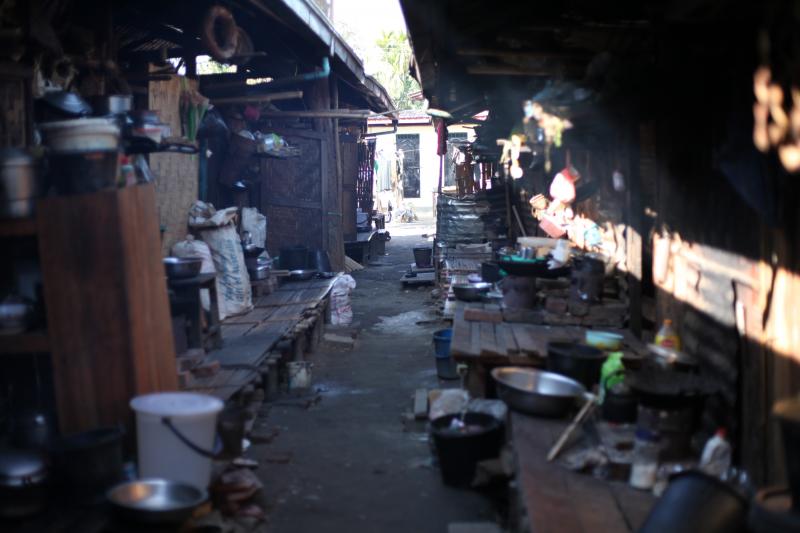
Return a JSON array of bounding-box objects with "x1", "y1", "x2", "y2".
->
[{"x1": 546, "y1": 341, "x2": 605, "y2": 390}]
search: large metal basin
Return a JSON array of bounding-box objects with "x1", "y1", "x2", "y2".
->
[
  {"x1": 107, "y1": 479, "x2": 207, "y2": 524},
  {"x1": 492, "y1": 367, "x2": 586, "y2": 417}
]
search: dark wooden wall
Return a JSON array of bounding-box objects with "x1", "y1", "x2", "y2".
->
[
  {"x1": 643, "y1": 17, "x2": 800, "y2": 485},
  {"x1": 260, "y1": 128, "x2": 327, "y2": 258}
]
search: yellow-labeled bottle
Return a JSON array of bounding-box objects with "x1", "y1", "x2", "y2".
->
[{"x1": 655, "y1": 319, "x2": 681, "y2": 350}]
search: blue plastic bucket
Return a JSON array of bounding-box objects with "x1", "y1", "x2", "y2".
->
[{"x1": 433, "y1": 329, "x2": 453, "y2": 358}]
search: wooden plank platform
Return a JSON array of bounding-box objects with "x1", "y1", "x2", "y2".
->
[
  {"x1": 511, "y1": 413, "x2": 654, "y2": 533},
  {"x1": 186, "y1": 274, "x2": 340, "y2": 400},
  {"x1": 451, "y1": 302, "x2": 646, "y2": 365}
]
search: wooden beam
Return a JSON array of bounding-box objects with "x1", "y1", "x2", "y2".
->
[
  {"x1": 260, "y1": 109, "x2": 370, "y2": 119},
  {"x1": 211, "y1": 90, "x2": 303, "y2": 105},
  {"x1": 457, "y1": 48, "x2": 590, "y2": 61},
  {"x1": 466, "y1": 65, "x2": 572, "y2": 77}
]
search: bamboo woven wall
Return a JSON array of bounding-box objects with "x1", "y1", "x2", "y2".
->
[{"x1": 148, "y1": 74, "x2": 199, "y2": 254}]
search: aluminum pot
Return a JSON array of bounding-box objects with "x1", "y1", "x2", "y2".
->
[
  {"x1": 163, "y1": 257, "x2": 203, "y2": 279},
  {"x1": 452, "y1": 282, "x2": 492, "y2": 302},
  {"x1": 0, "y1": 148, "x2": 38, "y2": 218},
  {"x1": 491, "y1": 367, "x2": 586, "y2": 417},
  {"x1": 0, "y1": 449, "x2": 48, "y2": 518},
  {"x1": 88, "y1": 94, "x2": 133, "y2": 116}
]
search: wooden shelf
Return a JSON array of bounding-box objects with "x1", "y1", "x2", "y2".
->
[
  {"x1": 0, "y1": 217, "x2": 37, "y2": 238},
  {"x1": 0, "y1": 330, "x2": 49, "y2": 354}
]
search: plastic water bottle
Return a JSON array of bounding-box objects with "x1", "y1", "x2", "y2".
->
[{"x1": 699, "y1": 428, "x2": 732, "y2": 478}]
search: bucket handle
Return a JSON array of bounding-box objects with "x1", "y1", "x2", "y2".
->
[{"x1": 161, "y1": 417, "x2": 223, "y2": 459}]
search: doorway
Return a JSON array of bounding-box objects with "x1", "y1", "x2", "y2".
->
[{"x1": 396, "y1": 133, "x2": 420, "y2": 198}]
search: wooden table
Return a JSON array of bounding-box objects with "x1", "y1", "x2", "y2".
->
[
  {"x1": 168, "y1": 272, "x2": 222, "y2": 351},
  {"x1": 449, "y1": 301, "x2": 647, "y2": 395},
  {"x1": 511, "y1": 412, "x2": 654, "y2": 533},
  {"x1": 186, "y1": 274, "x2": 340, "y2": 400}
]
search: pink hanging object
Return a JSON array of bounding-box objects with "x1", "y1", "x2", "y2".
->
[{"x1": 549, "y1": 166, "x2": 579, "y2": 204}]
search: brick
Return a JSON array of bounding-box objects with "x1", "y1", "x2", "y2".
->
[{"x1": 545, "y1": 297, "x2": 568, "y2": 314}]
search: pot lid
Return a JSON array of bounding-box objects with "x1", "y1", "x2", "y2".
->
[{"x1": 0, "y1": 450, "x2": 47, "y2": 486}]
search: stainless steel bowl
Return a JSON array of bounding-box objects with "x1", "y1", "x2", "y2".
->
[
  {"x1": 452, "y1": 282, "x2": 493, "y2": 302},
  {"x1": 106, "y1": 479, "x2": 207, "y2": 524},
  {"x1": 163, "y1": 257, "x2": 203, "y2": 279},
  {"x1": 288, "y1": 269, "x2": 318, "y2": 281},
  {"x1": 0, "y1": 296, "x2": 32, "y2": 334},
  {"x1": 491, "y1": 367, "x2": 586, "y2": 417}
]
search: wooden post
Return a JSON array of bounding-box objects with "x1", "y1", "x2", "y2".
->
[
  {"x1": 307, "y1": 76, "x2": 344, "y2": 271},
  {"x1": 626, "y1": 123, "x2": 643, "y2": 337},
  {"x1": 331, "y1": 75, "x2": 345, "y2": 270}
]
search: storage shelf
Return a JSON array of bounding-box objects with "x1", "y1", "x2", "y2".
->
[
  {"x1": 0, "y1": 217, "x2": 37, "y2": 238},
  {"x1": 0, "y1": 330, "x2": 49, "y2": 354}
]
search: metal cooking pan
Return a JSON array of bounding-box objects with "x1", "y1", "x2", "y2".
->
[
  {"x1": 491, "y1": 367, "x2": 587, "y2": 417},
  {"x1": 287, "y1": 269, "x2": 317, "y2": 281},
  {"x1": 452, "y1": 282, "x2": 492, "y2": 302}
]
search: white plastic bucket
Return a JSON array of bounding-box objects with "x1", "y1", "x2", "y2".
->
[
  {"x1": 130, "y1": 392, "x2": 223, "y2": 489},
  {"x1": 39, "y1": 118, "x2": 119, "y2": 152},
  {"x1": 286, "y1": 361, "x2": 313, "y2": 389}
]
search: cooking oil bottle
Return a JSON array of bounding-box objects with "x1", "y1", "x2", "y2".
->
[{"x1": 655, "y1": 319, "x2": 681, "y2": 350}]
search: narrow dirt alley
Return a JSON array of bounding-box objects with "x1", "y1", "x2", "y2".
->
[{"x1": 254, "y1": 224, "x2": 496, "y2": 533}]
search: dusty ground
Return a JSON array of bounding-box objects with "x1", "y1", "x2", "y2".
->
[{"x1": 253, "y1": 219, "x2": 497, "y2": 533}]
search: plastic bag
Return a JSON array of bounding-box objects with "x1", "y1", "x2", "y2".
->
[
  {"x1": 330, "y1": 274, "x2": 356, "y2": 326},
  {"x1": 189, "y1": 201, "x2": 252, "y2": 319},
  {"x1": 241, "y1": 208, "x2": 267, "y2": 250},
  {"x1": 429, "y1": 389, "x2": 470, "y2": 421},
  {"x1": 466, "y1": 399, "x2": 507, "y2": 422},
  {"x1": 172, "y1": 235, "x2": 215, "y2": 311}
]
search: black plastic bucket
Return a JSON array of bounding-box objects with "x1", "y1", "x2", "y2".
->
[
  {"x1": 412, "y1": 246, "x2": 433, "y2": 268},
  {"x1": 430, "y1": 413, "x2": 503, "y2": 487},
  {"x1": 639, "y1": 470, "x2": 749, "y2": 533},
  {"x1": 50, "y1": 426, "x2": 125, "y2": 503}
]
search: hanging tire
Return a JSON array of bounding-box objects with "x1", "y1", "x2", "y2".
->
[{"x1": 201, "y1": 6, "x2": 239, "y2": 62}]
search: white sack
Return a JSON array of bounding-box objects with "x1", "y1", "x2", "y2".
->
[
  {"x1": 330, "y1": 274, "x2": 357, "y2": 326},
  {"x1": 188, "y1": 201, "x2": 252, "y2": 319},
  {"x1": 171, "y1": 235, "x2": 215, "y2": 311},
  {"x1": 241, "y1": 207, "x2": 267, "y2": 250}
]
